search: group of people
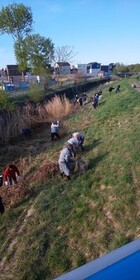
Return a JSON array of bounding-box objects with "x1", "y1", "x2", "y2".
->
[
  {"x1": 51, "y1": 118, "x2": 85, "y2": 181},
  {"x1": 58, "y1": 132, "x2": 84, "y2": 180},
  {"x1": 73, "y1": 93, "x2": 88, "y2": 106},
  {"x1": 0, "y1": 132, "x2": 84, "y2": 189},
  {"x1": 109, "y1": 85, "x2": 121, "y2": 94},
  {"x1": 0, "y1": 164, "x2": 20, "y2": 187}
]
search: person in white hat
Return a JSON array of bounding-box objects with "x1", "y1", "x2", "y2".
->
[{"x1": 72, "y1": 132, "x2": 84, "y2": 151}]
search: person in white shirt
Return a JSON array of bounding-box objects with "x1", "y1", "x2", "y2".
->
[{"x1": 51, "y1": 121, "x2": 60, "y2": 141}]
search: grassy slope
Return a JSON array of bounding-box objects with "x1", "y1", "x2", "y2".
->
[{"x1": 0, "y1": 79, "x2": 140, "y2": 280}]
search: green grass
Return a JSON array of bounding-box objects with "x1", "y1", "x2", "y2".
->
[{"x1": 0, "y1": 78, "x2": 140, "y2": 279}]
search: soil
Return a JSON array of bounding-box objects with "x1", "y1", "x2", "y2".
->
[
  {"x1": 0, "y1": 182, "x2": 28, "y2": 210},
  {"x1": 0, "y1": 160, "x2": 58, "y2": 211}
]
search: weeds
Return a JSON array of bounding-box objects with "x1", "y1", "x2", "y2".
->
[{"x1": 0, "y1": 95, "x2": 72, "y2": 143}]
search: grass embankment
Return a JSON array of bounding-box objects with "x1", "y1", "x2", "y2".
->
[{"x1": 0, "y1": 78, "x2": 140, "y2": 280}]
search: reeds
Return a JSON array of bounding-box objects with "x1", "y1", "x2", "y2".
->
[{"x1": 0, "y1": 95, "x2": 72, "y2": 143}]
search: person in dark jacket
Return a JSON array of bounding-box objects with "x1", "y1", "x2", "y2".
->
[
  {"x1": 109, "y1": 86, "x2": 114, "y2": 94},
  {"x1": 4, "y1": 164, "x2": 20, "y2": 186},
  {"x1": 115, "y1": 85, "x2": 120, "y2": 93},
  {"x1": 92, "y1": 93, "x2": 99, "y2": 109},
  {"x1": 0, "y1": 196, "x2": 4, "y2": 214},
  {"x1": 22, "y1": 128, "x2": 31, "y2": 139}
]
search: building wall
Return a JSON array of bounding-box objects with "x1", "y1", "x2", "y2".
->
[
  {"x1": 54, "y1": 64, "x2": 71, "y2": 75},
  {"x1": 59, "y1": 66, "x2": 70, "y2": 75},
  {"x1": 76, "y1": 64, "x2": 87, "y2": 75},
  {"x1": 88, "y1": 68, "x2": 101, "y2": 76},
  {"x1": 87, "y1": 63, "x2": 101, "y2": 76}
]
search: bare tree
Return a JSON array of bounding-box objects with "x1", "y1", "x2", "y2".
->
[{"x1": 53, "y1": 45, "x2": 77, "y2": 63}]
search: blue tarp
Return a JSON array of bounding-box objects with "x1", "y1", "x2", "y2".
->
[
  {"x1": 5, "y1": 84, "x2": 15, "y2": 91},
  {"x1": 86, "y1": 251, "x2": 140, "y2": 280},
  {"x1": 19, "y1": 82, "x2": 29, "y2": 89}
]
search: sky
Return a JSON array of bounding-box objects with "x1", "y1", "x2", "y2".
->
[{"x1": 0, "y1": 0, "x2": 140, "y2": 68}]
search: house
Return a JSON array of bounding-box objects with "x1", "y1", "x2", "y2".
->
[
  {"x1": 97, "y1": 71, "x2": 105, "y2": 78},
  {"x1": 75, "y1": 64, "x2": 87, "y2": 76},
  {"x1": 54, "y1": 62, "x2": 71, "y2": 75},
  {"x1": 101, "y1": 63, "x2": 114, "y2": 76},
  {"x1": 87, "y1": 62, "x2": 101, "y2": 76},
  {"x1": 5, "y1": 65, "x2": 23, "y2": 83},
  {"x1": 70, "y1": 65, "x2": 78, "y2": 74}
]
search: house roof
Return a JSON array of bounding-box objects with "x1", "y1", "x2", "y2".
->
[
  {"x1": 6, "y1": 65, "x2": 29, "y2": 76},
  {"x1": 87, "y1": 62, "x2": 101, "y2": 69},
  {"x1": 87, "y1": 62, "x2": 101, "y2": 65},
  {"x1": 6, "y1": 65, "x2": 22, "y2": 76},
  {"x1": 56, "y1": 62, "x2": 70, "y2": 66}
]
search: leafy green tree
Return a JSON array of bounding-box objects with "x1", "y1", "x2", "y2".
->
[
  {"x1": 0, "y1": 3, "x2": 33, "y2": 75},
  {"x1": 113, "y1": 63, "x2": 129, "y2": 74},
  {"x1": 131, "y1": 64, "x2": 140, "y2": 72},
  {"x1": 14, "y1": 36, "x2": 28, "y2": 75},
  {"x1": 119, "y1": 65, "x2": 129, "y2": 73},
  {"x1": 0, "y1": 3, "x2": 33, "y2": 40},
  {"x1": 24, "y1": 34, "x2": 54, "y2": 75}
]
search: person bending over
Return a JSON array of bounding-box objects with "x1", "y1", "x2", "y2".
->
[
  {"x1": 58, "y1": 143, "x2": 76, "y2": 180},
  {"x1": 4, "y1": 164, "x2": 20, "y2": 186}
]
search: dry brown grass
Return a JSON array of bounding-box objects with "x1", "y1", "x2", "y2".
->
[
  {"x1": 0, "y1": 96, "x2": 72, "y2": 143},
  {"x1": 0, "y1": 181, "x2": 28, "y2": 209},
  {"x1": 28, "y1": 160, "x2": 58, "y2": 184},
  {"x1": 44, "y1": 95, "x2": 73, "y2": 121}
]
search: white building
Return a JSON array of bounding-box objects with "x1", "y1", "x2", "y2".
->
[
  {"x1": 54, "y1": 62, "x2": 71, "y2": 75},
  {"x1": 75, "y1": 64, "x2": 87, "y2": 75},
  {"x1": 87, "y1": 62, "x2": 101, "y2": 76}
]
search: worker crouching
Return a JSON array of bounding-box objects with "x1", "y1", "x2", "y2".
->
[
  {"x1": 4, "y1": 164, "x2": 20, "y2": 186},
  {"x1": 58, "y1": 143, "x2": 76, "y2": 180}
]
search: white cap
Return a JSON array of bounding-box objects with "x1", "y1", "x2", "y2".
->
[{"x1": 68, "y1": 139, "x2": 73, "y2": 145}]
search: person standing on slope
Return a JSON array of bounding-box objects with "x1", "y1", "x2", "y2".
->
[{"x1": 51, "y1": 121, "x2": 60, "y2": 141}]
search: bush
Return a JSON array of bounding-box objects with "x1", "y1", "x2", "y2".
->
[
  {"x1": 27, "y1": 83, "x2": 45, "y2": 102},
  {"x1": 0, "y1": 90, "x2": 15, "y2": 110}
]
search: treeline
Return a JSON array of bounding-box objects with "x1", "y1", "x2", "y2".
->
[{"x1": 113, "y1": 63, "x2": 140, "y2": 74}]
